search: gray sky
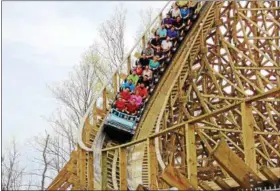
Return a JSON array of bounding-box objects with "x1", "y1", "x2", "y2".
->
[{"x1": 2, "y1": 0, "x2": 168, "y2": 181}]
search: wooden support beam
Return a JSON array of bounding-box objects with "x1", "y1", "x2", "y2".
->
[
  {"x1": 93, "y1": 102, "x2": 97, "y2": 121},
  {"x1": 214, "y1": 177, "x2": 231, "y2": 190},
  {"x1": 48, "y1": 172, "x2": 71, "y2": 190},
  {"x1": 47, "y1": 151, "x2": 78, "y2": 190},
  {"x1": 147, "y1": 138, "x2": 158, "y2": 190},
  {"x1": 159, "y1": 13, "x2": 162, "y2": 25},
  {"x1": 102, "y1": 88, "x2": 280, "y2": 153},
  {"x1": 95, "y1": 108, "x2": 106, "y2": 118},
  {"x1": 259, "y1": 166, "x2": 279, "y2": 184},
  {"x1": 161, "y1": 164, "x2": 194, "y2": 190},
  {"x1": 68, "y1": 174, "x2": 80, "y2": 187},
  {"x1": 87, "y1": 152, "x2": 94, "y2": 190},
  {"x1": 142, "y1": 35, "x2": 146, "y2": 49},
  {"x1": 119, "y1": 147, "x2": 127, "y2": 190},
  {"x1": 211, "y1": 139, "x2": 261, "y2": 189},
  {"x1": 101, "y1": 151, "x2": 108, "y2": 190},
  {"x1": 199, "y1": 181, "x2": 213, "y2": 191},
  {"x1": 102, "y1": 88, "x2": 107, "y2": 113},
  {"x1": 127, "y1": 55, "x2": 131, "y2": 74},
  {"x1": 78, "y1": 149, "x2": 86, "y2": 189},
  {"x1": 185, "y1": 123, "x2": 198, "y2": 189},
  {"x1": 241, "y1": 102, "x2": 257, "y2": 173},
  {"x1": 136, "y1": 184, "x2": 149, "y2": 191},
  {"x1": 59, "y1": 182, "x2": 71, "y2": 190},
  {"x1": 113, "y1": 72, "x2": 118, "y2": 95}
]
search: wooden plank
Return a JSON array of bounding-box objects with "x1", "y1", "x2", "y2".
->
[
  {"x1": 185, "y1": 123, "x2": 198, "y2": 189},
  {"x1": 79, "y1": 149, "x2": 86, "y2": 189},
  {"x1": 59, "y1": 182, "x2": 71, "y2": 190},
  {"x1": 259, "y1": 166, "x2": 279, "y2": 184},
  {"x1": 241, "y1": 102, "x2": 257, "y2": 173},
  {"x1": 136, "y1": 184, "x2": 149, "y2": 191},
  {"x1": 211, "y1": 139, "x2": 261, "y2": 189},
  {"x1": 119, "y1": 147, "x2": 127, "y2": 190},
  {"x1": 199, "y1": 181, "x2": 213, "y2": 191},
  {"x1": 119, "y1": 73, "x2": 128, "y2": 80},
  {"x1": 101, "y1": 151, "x2": 108, "y2": 190},
  {"x1": 113, "y1": 72, "x2": 118, "y2": 95},
  {"x1": 87, "y1": 152, "x2": 94, "y2": 190},
  {"x1": 147, "y1": 138, "x2": 158, "y2": 190},
  {"x1": 161, "y1": 164, "x2": 194, "y2": 190},
  {"x1": 214, "y1": 177, "x2": 231, "y2": 190},
  {"x1": 127, "y1": 55, "x2": 132, "y2": 75},
  {"x1": 47, "y1": 151, "x2": 78, "y2": 190},
  {"x1": 142, "y1": 35, "x2": 146, "y2": 49},
  {"x1": 134, "y1": 52, "x2": 142, "y2": 59},
  {"x1": 102, "y1": 88, "x2": 107, "y2": 113},
  {"x1": 48, "y1": 172, "x2": 71, "y2": 190}
]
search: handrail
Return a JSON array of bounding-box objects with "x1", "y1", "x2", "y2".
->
[{"x1": 77, "y1": 0, "x2": 173, "y2": 151}]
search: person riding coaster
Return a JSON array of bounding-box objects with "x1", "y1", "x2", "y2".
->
[{"x1": 104, "y1": 1, "x2": 202, "y2": 142}]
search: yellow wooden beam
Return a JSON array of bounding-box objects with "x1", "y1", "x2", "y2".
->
[
  {"x1": 259, "y1": 166, "x2": 279, "y2": 184},
  {"x1": 241, "y1": 102, "x2": 257, "y2": 173},
  {"x1": 87, "y1": 152, "x2": 94, "y2": 190},
  {"x1": 214, "y1": 177, "x2": 231, "y2": 190},
  {"x1": 101, "y1": 151, "x2": 108, "y2": 190},
  {"x1": 102, "y1": 88, "x2": 107, "y2": 113},
  {"x1": 59, "y1": 182, "x2": 71, "y2": 190},
  {"x1": 185, "y1": 123, "x2": 198, "y2": 189},
  {"x1": 113, "y1": 72, "x2": 118, "y2": 95},
  {"x1": 127, "y1": 55, "x2": 131, "y2": 74},
  {"x1": 142, "y1": 35, "x2": 146, "y2": 49},
  {"x1": 199, "y1": 181, "x2": 213, "y2": 191},
  {"x1": 136, "y1": 184, "x2": 149, "y2": 191},
  {"x1": 47, "y1": 151, "x2": 78, "y2": 190},
  {"x1": 211, "y1": 139, "x2": 261, "y2": 189},
  {"x1": 78, "y1": 149, "x2": 86, "y2": 189},
  {"x1": 161, "y1": 164, "x2": 194, "y2": 190},
  {"x1": 119, "y1": 147, "x2": 127, "y2": 190},
  {"x1": 147, "y1": 138, "x2": 158, "y2": 190}
]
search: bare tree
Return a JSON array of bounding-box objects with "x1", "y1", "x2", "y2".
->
[
  {"x1": 134, "y1": 7, "x2": 156, "y2": 52},
  {"x1": 1, "y1": 138, "x2": 25, "y2": 191},
  {"x1": 40, "y1": 133, "x2": 50, "y2": 190},
  {"x1": 93, "y1": 3, "x2": 127, "y2": 73},
  {"x1": 29, "y1": 3, "x2": 128, "y2": 187},
  {"x1": 137, "y1": 7, "x2": 155, "y2": 41}
]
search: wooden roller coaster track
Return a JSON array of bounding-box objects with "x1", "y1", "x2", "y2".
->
[{"x1": 48, "y1": 1, "x2": 280, "y2": 190}]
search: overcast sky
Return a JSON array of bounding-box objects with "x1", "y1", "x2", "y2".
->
[{"x1": 2, "y1": 1, "x2": 169, "y2": 181}]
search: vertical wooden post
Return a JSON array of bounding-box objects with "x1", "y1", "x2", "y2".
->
[
  {"x1": 142, "y1": 34, "x2": 146, "y2": 49},
  {"x1": 79, "y1": 149, "x2": 86, "y2": 189},
  {"x1": 185, "y1": 123, "x2": 198, "y2": 189},
  {"x1": 103, "y1": 88, "x2": 107, "y2": 112},
  {"x1": 113, "y1": 72, "x2": 118, "y2": 95},
  {"x1": 93, "y1": 102, "x2": 97, "y2": 121},
  {"x1": 159, "y1": 13, "x2": 163, "y2": 27},
  {"x1": 119, "y1": 147, "x2": 127, "y2": 190},
  {"x1": 101, "y1": 151, "x2": 108, "y2": 190},
  {"x1": 88, "y1": 152, "x2": 94, "y2": 190},
  {"x1": 127, "y1": 55, "x2": 131, "y2": 75},
  {"x1": 241, "y1": 102, "x2": 257, "y2": 172},
  {"x1": 169, "y1": 96, "x2": 174, "y2": 124},
  {"x1": 147, "y1": 138, "x2": 157, "y2": 190}
]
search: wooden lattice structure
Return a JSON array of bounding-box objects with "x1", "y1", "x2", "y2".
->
[{"x1": 48, "y1": 1, "x2": 280, "y2": 190}]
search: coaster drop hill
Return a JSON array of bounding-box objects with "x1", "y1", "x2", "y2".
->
[{"x1": 48, "y1": 1, "x2": 280, "y2": 190}]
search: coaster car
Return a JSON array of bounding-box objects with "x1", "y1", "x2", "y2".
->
[{"x1": 103, "y1": 109, "x2": 137, "y2": 143}]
